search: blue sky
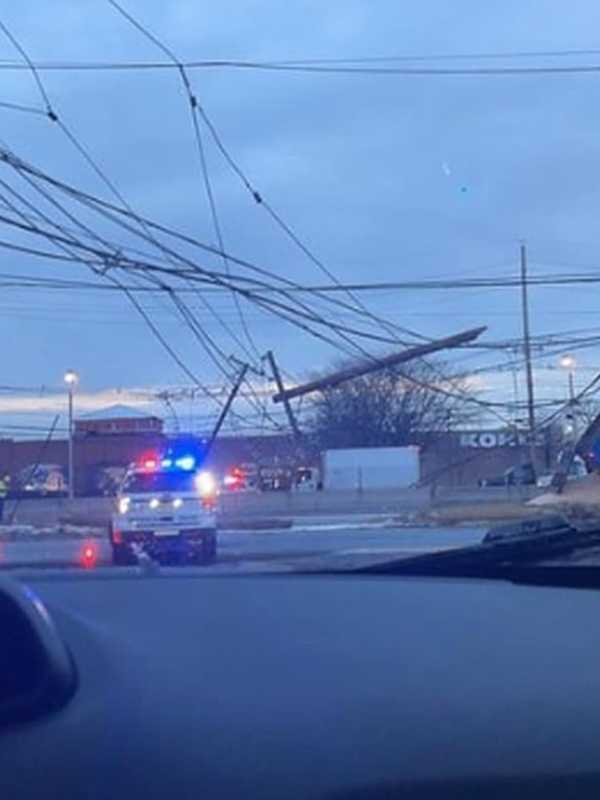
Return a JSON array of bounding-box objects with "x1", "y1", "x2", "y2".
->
[{"x1": 2, "y1": 1, "x2": 600, "y2": 434}]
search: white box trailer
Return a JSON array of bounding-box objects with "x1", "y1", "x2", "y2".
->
[{"x1": 322, "y1": 446, "x2": 420, "y2": 490}]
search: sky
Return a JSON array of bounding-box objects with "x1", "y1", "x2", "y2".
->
[{"x1": 2, "y1": 1, "x2": 600, "y2": 435}]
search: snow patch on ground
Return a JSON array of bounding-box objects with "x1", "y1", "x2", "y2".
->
[
  {"x1": 0, "y1": 524, "x2": 103, "y2": 541},
  {"x1": 291, "y1": 519, "x2": 394, "y2": 533}
]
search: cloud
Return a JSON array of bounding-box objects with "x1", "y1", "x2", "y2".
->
[{"x1": 0, "y1": 387, "x2": 156, "y2": 415}]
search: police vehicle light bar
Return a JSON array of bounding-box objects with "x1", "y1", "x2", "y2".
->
[{"x1": 175, "y1": 456, "x2": 195, "y2": 471}]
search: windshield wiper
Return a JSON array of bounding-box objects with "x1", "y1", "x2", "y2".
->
[{"x1": 342, "y1": 514, "x2": 600, "y2": 589}]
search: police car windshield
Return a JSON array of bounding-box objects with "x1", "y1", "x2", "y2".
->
[{"x1": 124, "y1": 471, "x2": 197, "y2": 494}]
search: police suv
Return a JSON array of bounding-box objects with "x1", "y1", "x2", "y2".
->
[{"x1": 109, "y1": 452, "x2": 218, "y2": 566}]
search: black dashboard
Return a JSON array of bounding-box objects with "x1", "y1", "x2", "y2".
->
[{"x1": 2, "y1": 571, "x2": 600, "y2": 798}]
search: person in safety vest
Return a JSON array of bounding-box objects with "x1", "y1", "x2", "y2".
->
[{"x1": 0, "y1": 474, "x2": 10, "y2": 523}]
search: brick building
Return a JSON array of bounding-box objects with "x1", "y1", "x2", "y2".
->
[
  {"x1": 0, "y1": 425, "x2": 300, "y2": 496},
  {"x1": 419, "y1": 429, "x2": 553, "y2": 487},
  {"x1": 0, "y1": 420, "x2": 560, "y2": 495},
  {"x1": 74, "y1": 405, "x2": 163, "y2": 436}
]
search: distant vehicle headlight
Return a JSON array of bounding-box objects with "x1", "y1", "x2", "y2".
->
[
  {"x1": 118, "y1": 496, "x2": 131, "y2": 515},
  {"x1": 196, "y1": 471, "x2": 216, "y2": 497},
  {"x1": 149, "y1": 497, "x2": 160, "y2": 510},
  {"x1": 173, "y1": 498, "x2": 183, "y2": 509}
]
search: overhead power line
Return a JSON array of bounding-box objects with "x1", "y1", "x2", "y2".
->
[
  {"x1": 104, "y1": 0, "x2": 425, "y2": 368},
  {"x1": 0, "y1": 141, "x2": 390, "y2": 432},
  {"x1": 4, "y1": 48, "x2": 600, "y2": 74},
  {"x1": 196, "y1": 104, "x2": 424, "y2": 345},
  {"x1": 0, "y1": 99, "x2": 45, "y2": 116},
  {"x1": 107, "y1": 0, "x2": 260, "y2": 361},
  {"x1": 6, "y1": 267, "x2": 600, "y2": 298},
  {"x1": 0, "y1": 19, "x2": 542, "y2": 430},
  {"x1": 0, "y1": 21, "x2": 252, "y2": 382},
  {"x1": 203, "y1": 273, "x2": 600, "y2": 292},
  {"x1": 0, "y1": 145, "x2": 437, "y2": 345},
  {"x1": 0, "y1": 22, "x2": 274, "y2": 425},
  {"x1": 0, "y1": 150, "x2": 514, "y2": 420},
  {"x1": 99, "y1": 0, "x2": 426, "y2": 348},
  {"x1": 0, "y1": 145, "x2": 236, "y2": 417},
  {"x1": 0, "y1": 147, "x2": 412, "y2": 353}
]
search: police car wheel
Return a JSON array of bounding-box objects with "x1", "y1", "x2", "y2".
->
[
  {"x1": 112, "y1": 544, "x2": 136, "y2": 566},
  {"x1": 209, "y1": 534, "x2": 217, "y2": 559},
  {"x1": 194, "y1": 533, "x2": 216, "y2": 565}
]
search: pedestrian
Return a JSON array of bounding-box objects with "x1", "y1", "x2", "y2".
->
[{"x1": 0, "y1": 473, "x2": 9, "y2": 524}]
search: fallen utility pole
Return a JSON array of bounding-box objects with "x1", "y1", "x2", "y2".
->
[
  {"x1": 205, "y1": 364, "x2": 249, "y2": 455},
  {"x1": 272, "y1": 325, "x2": 486, "y2": 404},
  {"x1": 265, "y1": 350, "x2": 302, "y2": 441}
]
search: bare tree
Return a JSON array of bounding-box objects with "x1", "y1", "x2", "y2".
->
[{"x1": 307, "y1": 359, "x2": 479, "y2": 450}]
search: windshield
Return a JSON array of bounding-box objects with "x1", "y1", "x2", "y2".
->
[
  {"x1": 123, "y1": 472, "x2": 199, "y2": 495},
  {"x1": 2, "y1": 3, "x2": 600, "y2": 583}
]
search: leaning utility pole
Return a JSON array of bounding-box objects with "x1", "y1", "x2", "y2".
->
[
  {"x1": 265, "y1": 351, "x2": 302, "y2": 442},
  {"x1": 520, "y1": 242, "x2": 537, "y2": 471},
  {"x1": 205, "y1": 364, "x2": 249, "y2": 455},
  {"x1": 272, "y1": 325, "x2": 486, "y2": 404}
]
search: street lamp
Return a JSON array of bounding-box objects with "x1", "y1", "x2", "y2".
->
[
  {"x1": 559, "y1": 355, "x2": 578, "y2": 443},
  {"x1": 64, "y1": 370, "x2": 78, "y2": 500},
  {"x1": 559, "y1": 354, "x2": 576, "y2": 403}
]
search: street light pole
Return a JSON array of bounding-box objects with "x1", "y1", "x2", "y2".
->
[
  {"x1": 560, "y1": 354, "x2": 576, "y2": 404},
  {"x1": 68, "y1": 388, "x2": 74, "y2": 499},
  {"x1": 64, "y1": 370, "x2": 78, "y2": 500},
  {"x1": 559, "y1": 355, "x2": 577, "y2": 441},
  {"x1": 568, "y1": 371, "x2": 575, "y2": 404}
]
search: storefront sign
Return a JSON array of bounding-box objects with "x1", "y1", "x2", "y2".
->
[{"x1": 459, "y1": 431, "x2": 544, "y2": 449}]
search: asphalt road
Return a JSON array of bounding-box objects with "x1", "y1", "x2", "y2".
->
[{"x1": 0, "y1": 523, "x2": 485, "y2": 570}]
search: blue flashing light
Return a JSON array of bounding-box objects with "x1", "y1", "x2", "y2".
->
[
  {"x1": 175, "y1": 455, "x2": 196, "y2": 471},
  {"x1": 161, "y1": 458, "x2": 173, "y2": 468}
]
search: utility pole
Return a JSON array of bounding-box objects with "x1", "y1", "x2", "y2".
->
[
  {"x1": 265, "y1": 351, "x2": 302, "y2": 442},
  {"x1": 520, "y1": 243, "x2": 537, "y2": 473},
  {"x1": 272, "y1": 326, "x2": 486, "y2": 403},
  {"x1": 205, "y1": 364, "x2": 249, "y2": 456}
]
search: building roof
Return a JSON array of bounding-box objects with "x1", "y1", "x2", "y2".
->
[{"x1": 77, "y1": 404, "x2": 161, "y2": 422}]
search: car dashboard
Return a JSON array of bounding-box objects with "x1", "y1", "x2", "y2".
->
[{"x1": 2, "y1": 571, "x2": 600, "y2": 798}]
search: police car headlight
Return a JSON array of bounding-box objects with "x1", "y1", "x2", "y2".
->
[
  {"x1": 118, "y1": 496, "x2": 131, "y2": 514},
  {"x1": 149, "y1": 497, "x2": 160, "y2": 510},
  {"x1": 172, "y1": 498, "x2": 183, "y2": 509},
  {"x1": 196, "y1": 471, "x2": 216, "y2": 497}
]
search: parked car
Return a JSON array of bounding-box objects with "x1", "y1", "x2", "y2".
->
[
  {"x1": 15, "y1": 464, "x2": 67, "y2": 497},
  {"x1": 91, "y1": 465, "x2": 129, "y2": 497},
  {"x1": 259, "y1": 466, "x2": 293, "y2": 491},
  {"x1": 478, "y1": 463, "x2": 536, "y2": 488},
  {"x1": 293, "y1": 466, "x2": 321, "y2": 491},
  {"x1": 221, "y1": 464, "x2": 259, "y2": 492}
]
